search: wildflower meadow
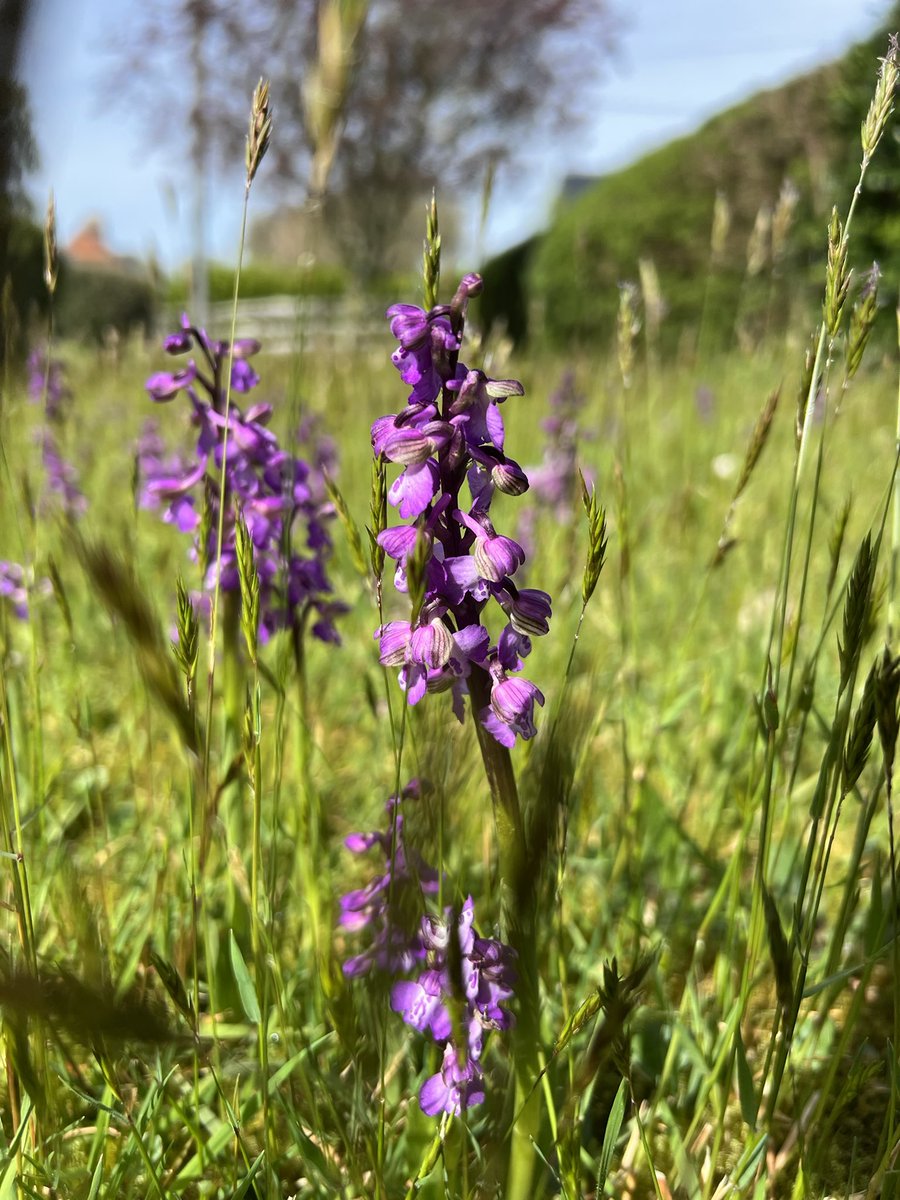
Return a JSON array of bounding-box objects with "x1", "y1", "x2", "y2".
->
[{"x1": 2, "y1": 30, "x2": 900, "y2": 1200}]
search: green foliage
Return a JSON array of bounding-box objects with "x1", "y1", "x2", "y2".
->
[
  {"x1": 56, "y1": 264, "x2": 157, "y2": 343},
  {"x1": 529, "y1": 67, "x2": 838, "y2": 347},
  {"x1": 479, "y1": 236, "x2": 537, "y2": 344},
  {"x1": 165, "y1": 259, "x2": 348, "y2": 304},
  {"x1": 481, "y1": 14, "x2": 900, "y2": 348},
  {"x1": 1, "y1": 215, "x2": 47, "y2": 363}
]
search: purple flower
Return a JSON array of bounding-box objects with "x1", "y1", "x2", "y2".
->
[
  {"x1": 27, "y1": 349, "x2": 71, "y2": 421},
  {"x1": 390, "y1": 894, "x2": 516, "y2": 1117},
  {"x1": 39, "y1": 431, "x2": 87, "y2": 517},
  {"x1": 0, "y1": 561, "x2": 31, "y2": 620},
  {"x1": 338, "y1": 781, "x2": 439, "y2": 978},
  {"x1": 419, "y1": 1041, "x2": 486, "y2": 1116},
  {"x1": 520, "y1": 369, "x2": 590, "y2": 529},
  {"x1": 481, "y1": 670, "x2": 545, "y2": 748},
  {"x1": 373, "y1": 275, "x2": 551, "y2": 746},
  {"x1": 142, "y1": 317, "x2": 342, "y2": 645}
]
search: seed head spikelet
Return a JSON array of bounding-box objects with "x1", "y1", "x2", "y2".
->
[
  {"x1": 861, "y1": 35, "x2": 899, "y2": 167},
  {"x1": 173, "y1": 576, "x2": 200, "y2": 694},
  {"x1": 246, "y1": 78, "x2": 272, "y2": 187},
  {"x1": 43, "y1": 192, "x2": 58, "y2": 297},
  {"x1": 423, "y1": 192, "x2": 441, "y2": 311},
  {"x1": 843, "y1": 657, "x2": 878, "y2": 794},
  {"x1": 824, "y1": 208, "x2": 852, "y2": 339},
  {"x1": 846, "y1": 263, "x2": 881, "y2": 381},
  {"x1": 368, "y1": 454, "x2": 387, "y2": 582},
  {"x1": 325, "y1": 471, "x2": 368, "y2": 578},
  {"x1": 733, "y1": 388, "x2": 780, "y2": 505},
  {"x1": 234, "y1": 509, "x2": 260, "y2": 665},
  {"x1": 839, "y1": 534, "x2": 876, "y2": 691},
  {"x1": 580, "y1": 471, "x2": 608, "y2": 607},
  {"x1": 875, "y1": 647, "x2": 900, "y2": 792}
]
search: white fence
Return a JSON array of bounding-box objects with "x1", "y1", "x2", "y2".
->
[{"x1": 182, "y1": 294, "x2": 390, "y2": 356}]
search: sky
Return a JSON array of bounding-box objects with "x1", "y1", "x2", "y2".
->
[{"x1": 16, "y1": 0, "x2": 893, "y2": 271}]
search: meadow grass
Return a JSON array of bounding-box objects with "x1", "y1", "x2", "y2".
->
[{"x1": 1, "y1": 50, "x2": 900, "y2": 1200}]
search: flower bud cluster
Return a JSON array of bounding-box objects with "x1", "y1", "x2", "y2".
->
[
  {"x1": 374, "y1": 275, "x2": 550, "y2": 747},
  {"x1": 142, "y1": 316, "x2": 345, "y2": 644}
]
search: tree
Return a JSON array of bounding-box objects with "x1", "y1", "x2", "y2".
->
[
  {"x1": 1, "y1": 0, "x2": 42, "y2": 366},
  {"x1": 101, "y1": 0, "x2": 615, "y2": 283}
]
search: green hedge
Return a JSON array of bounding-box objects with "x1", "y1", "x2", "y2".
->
[
  {"x1": 56, "y1": 266, "x2": 158, "y2": 344},
  {"x1": 166, "y1": 261, "x2": 349, "y2": 305}
]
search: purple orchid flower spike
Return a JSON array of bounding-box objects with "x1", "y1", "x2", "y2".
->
[
  {"x1": 389, "y1": 893, "x2": 517, "y2": 1117},
  {"x1": 372, "y1": 273, "x2": 552, "y2": 746},
  {"x1": 141, "y1": 317, "x2": 344, "y2": 645}
]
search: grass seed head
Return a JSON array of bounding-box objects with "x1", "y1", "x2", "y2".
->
[
  {"x1": 325, "y1": 471, "x2": 368, "y2": 578},
  {"x1": 710, "y1": 189, "x2": 730, "y2": 262},
  {"x1": 616, "y1": 281, "x2": 640, "y2": 388},
  {"x1": 846, "y1": 263, "x2": 881, "y2": 380},
  {"x1": 839, "y1": 534, "x2": 876, "y2": 691},
  {"x1": 874, "y1": 647, "x2": 900, "y2": 791},
  {"x1": 843, "y1": 657, "x2": 878, "y2": 794},
  {"x1": 368, "y1": 454, "x2": 388, "y2": 582},
  {"x1": 173, "y1": 575, "x2": 200, "y2": 692},
  {"x1": 43, "y1": 192, "x2": 58, "y2": 297},
  {"x1": 824, "y1": 207, "x2": 851, "y2": 339},
  {"x1": 234, "y1": 509, "x2": 260, "y2": 665},
  {"x1": 771, "y1": 179, "x2": 800, "y2": 264},
  {"x1": 733, "y1": 388, "x2": 779, "y2": 504},
  {"x1": 746, "y1": 203, "x2": 771, "y2": 277},
  {"x1": 246, "y1": 78, "x2": 272, "y2": 187},
  {"x1": 861, "y1": 35, "x2": 899, "y2": 166},
  {"x1": 423, "y1": 191, "x2": 441, "y2": 311},
  {"x1": 579, "y1": 471, "x2": 608, "y2": 606}
]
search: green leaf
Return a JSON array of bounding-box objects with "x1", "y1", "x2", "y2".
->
[
  {"x1": 732, "y1": 1131, "x2": 768, "y2": 1188},
  {"x1": 734, "y1": 1025, "x2": 757, "y2": 1129},
  {"x1": 229, "y1": 931, "x2": 261, "y2": 1024},
  {"x1": 232, "y1": 1151, "x2": 265, "y2": 1199},
  {"x1": 595, "y1": 1076, "x2": 627, "y2": 1196}
]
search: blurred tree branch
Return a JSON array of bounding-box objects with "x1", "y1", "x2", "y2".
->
[{"x1": 99, "y1": 0, "x2": 617, "y2": 281}]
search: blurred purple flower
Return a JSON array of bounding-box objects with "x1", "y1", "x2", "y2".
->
[
  {"x1": 338, "y1": 780, "x2": 439, "y2": 978},
  {"x1": 39, "y1": 430, "x2": 87, "y2": 517},
  {"x1": 0, "y1": 561, "x2": 30, "y2": 620},
  {"x1": 0, "y1": 561, "x2": 50, "y2": 621},
  {"x1": 524, "y1": 370, "x2": 590, "y2": 530},
  {"x1": 27, "y1": 349, "x2": 71, "y2": 422},
  {"x1": 142, "y1": 316, "x2": 344, "y2": 644}
]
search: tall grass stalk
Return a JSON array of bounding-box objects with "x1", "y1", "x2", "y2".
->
[
  {"x1": 745, "y1": 47, "x2": 898, "y2": 1110},
  {"x1": 202, "y1": 80, "x2": 271, "y2": 794}
]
